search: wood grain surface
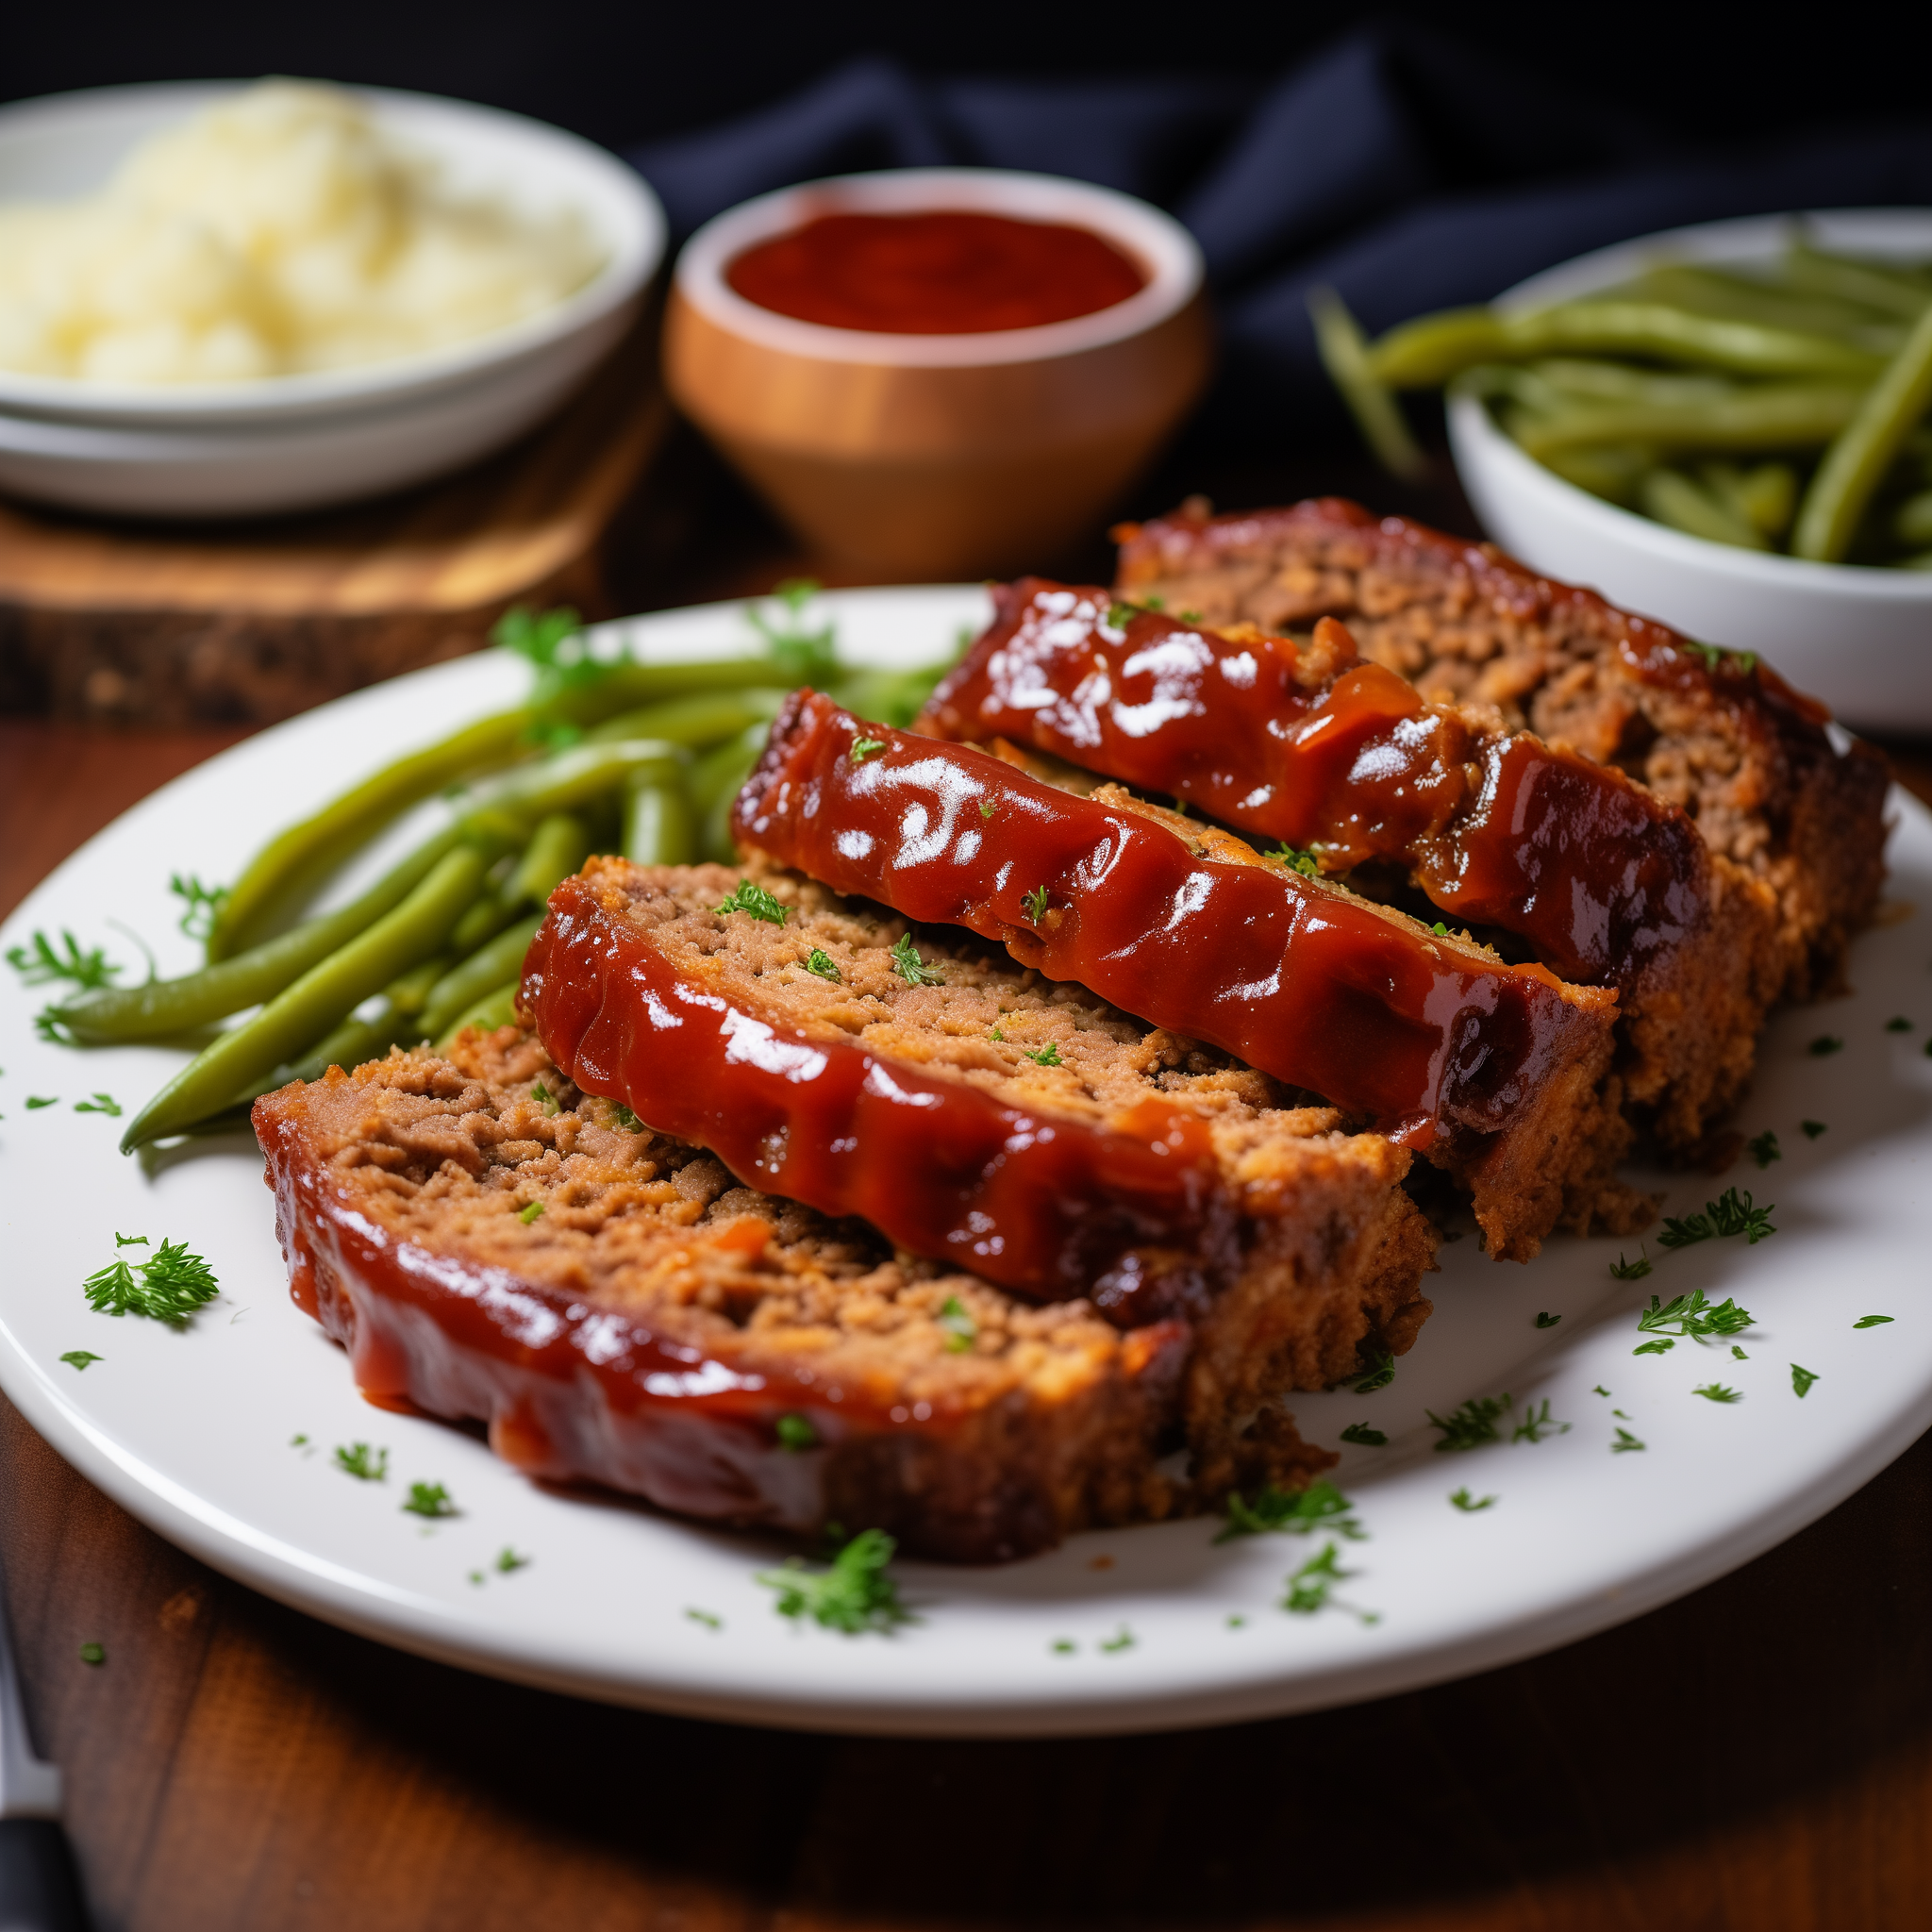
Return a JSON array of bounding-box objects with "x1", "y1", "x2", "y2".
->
[{"x1": 5, "y1": 529, "x2": 1932, "y2": 1931}]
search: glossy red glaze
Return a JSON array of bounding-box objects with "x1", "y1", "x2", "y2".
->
[
  {"x1": 918, "y1": 580, "x2": 1711, "y2": 987},
  {"x1": 524, "y1": 873, "x2": 1237, "y2": 1310},
  {"x1": 724, "y1": 209, "x2": 1145, "y2": 334},
  {"x1": 734, "y1": 691, "x2": 1611, "y2": 1152}
]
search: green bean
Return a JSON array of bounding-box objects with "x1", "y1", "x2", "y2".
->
[
  {"x1": 1703, "y1": 460, "x2": 1798, "y2": 541},
  {"x1": 548, "y1": 658, "x2": 799, "y2": 727},
  {"x1": 1524, "y1": 359, "x2": 1743, "y2": 408},
  {"x1": 1639, "y1": 469, "x2": 1769, "y2": 550},
  {"x1": 507, "y1": 812, "x2": 591, "y2": 908},
  {"x1": 582, "y1": 689, "x2": 786, "y2": 748},
  {"x1": 1903, "y1": 550, "x2": 1932, "y2": 572},
  {"x1": 433, "y1": 981, "x2": 522, "y2": 1054},
  {"x1": 625, "y1": 777, "x2": 696, "y2": 866},
  {"x1": 121, "y1": 845, "x2": 487, "y2": 1152},
  {"x1": 1506, "y1": 385, "x2": 1865, "y2": 458},
  {"x1": 448, "y1": 881, "x2": 520, "y2": 957},
  {"x1": 1536, "y1": 442, "x2": 1659, "y2": 504},
  {"x1": 829, "y1": 660, "x2": 959, "y2": 728},
  {"x1": 1896, "y1": 489, "x2": 1932, "y2": 549},
  {"x1": 1793, "y1": 302, "x2": 1932, "y2": 561},
  {"x1": 51, "y1": 822, "x2": 469, "y2": 1045},
  {"x1": 209, "y1": 710, "x2": 533, "y2": 959},
  {"x1": 1373, "y1": 301, "x2": 1883, "y2": 387},
  {"x1": 1307, "y1": 287, "x2": 1425, "y2": 478},
  {"x1": 449, "y1": 739, "x2": 681, "y2": 828},
  {"x1": 416, "y1": 914, "x2": 544, "y2": 1043},
  {"x1": 688, "y1": 723, "x2": 770, "y2": 864},
  {"x1": 1783, "y1": 244, "x2": 1932, "y2": 321},
  {"x1": 1620, "y1": 266, "x2": 1906, "y2": 345}
]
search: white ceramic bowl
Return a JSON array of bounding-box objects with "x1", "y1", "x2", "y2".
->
[
  {"x1": 0, "y1": 82, "x2": 666, "y2": 517},
  {"x1": 1447, "y1": 208, "x2": 1932, "y2": 731}
]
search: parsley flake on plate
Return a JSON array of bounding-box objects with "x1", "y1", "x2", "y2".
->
[
  {"x1": 1855, "y1": 1315, "x2": 1895, "y2": 1328},
  {"x1": 168, "y1": 873, "x2": 230, "y2": 941},
  {"x1": 74, "y1": 1091, "x2": 122, "y2": 1117},
  {"x1": 1281, "y1": 1541, "x2": 1376, "y2": 1623},
  {"x1": 1215, "y1": 1478, "x2": 1363, "y2": 1544},
  {"x1": 1807, "y1": 1034, "x2": 1843, "y2": 1057},
  {"x1": 1098, "y1": 1626, "x2": 1136, "y2": 1654},
  {"x1": 1051, "y1": 1638, "x2": 1076, "y2": 1654},
  {"x1": 78, "y1": 1642, "x2": 105, "y2": 1668},
  {"x1": 756, "y1": 1527, "x2": 909, "y2": 1634},
  {"x1": 849, "y1": 736, "x2": 886, "y2": 765},
  {"x1": 1353, "y1": 1344, "x2": 1395, "y2": 1394},
  {"x1": 82, "y1": 1238, "x2": 219, "y2": 1324},
  {"x1": 59, "y1": 1351, "x2": 101, "y2": 1371},
  {"x1": 1511, "y1": 1399, "x2": 1570, "y2": 1443},
  {"x1": 1449, "y1": 1488, "x2": 1496, "y2": 1512},
  {"x1": 1594, "y1": 1385, "x2": 1611, "y2": 1397},
  {"x1": 7, "y1": 928, "x2": 120, "y2": 991},
  {"x1": 718, "y1": 877, "x2": 788, "y2": 924},
  {"x1": 25, "y1": 1096, "x2": 57, "y2": 1110},
  {"x1": 1535, "y1": 1311, "x2": 1561, "y2": 1328},
  {"x1": 496, "y1": 1546, "x2": 532, "y2": 1574},
  {"x1": 1885, "y1": 1015, "x2": 1913, "y2": 1033},
  {"x1": 1693, "y1": 1383, "x2": 1743, "y2": 1404},
  {"x1": 1340, "y1": 1422, "x2": 1387, "y2": 1446},
  {"x1": 1791, "y1": 1364, "x2": 1821, "y2": 1397},
  {"x1": 402, "y1": 1482, "x2": 457, "y2": 1520},
  {"x1": 1638, "y1": 1286, "x2": 1754, "y2": 1341},
  {"x1": 1801, "y1": 1119, "x2": 1828, "y2": 1139},
  {"x1": 1611, "y1": 1427, "x2": 1646, "y2": 1453},
  {"x1": 803, "y1": 947, "x2": 841, "y2": 981},
  {"x1": 889, "y1": 933, "x2": 944, "y2": 986},
  {"x1": 1426, "y1": 1393, "x2": 1510, "y2": 1452},
  {"x1": 334, "y1": 1442, "x2": 388, "y2": 1481},
  {"x1": 1609, "y1": 1250, "x2": 1653, "y2": 1280},
  {"x1": 687, "y1": 1608, "x2": 723, "y2": 1630},
  {"x1": 1657, "y1": 1188, "x2": 1776, "y2": 1249},
  {"x1": 1746, "y1": 1129, "x2": 1781, "y2": 1168},
  {"x1": 1635, "y1": 1339, "x2": 1675, "y2": 1356}
]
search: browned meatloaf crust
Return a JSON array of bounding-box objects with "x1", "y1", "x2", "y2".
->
[
  {"x1": 1114, "y1": 498, "x2": 1890, "y2": 1018},
  {"x1": 255, "y1": 1028, "x2": 1420, "y2": 1561}
]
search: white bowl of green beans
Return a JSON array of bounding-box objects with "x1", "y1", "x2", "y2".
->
[{"x1": 1318, "y1": 209, "x2": 1932, "y2": 729}]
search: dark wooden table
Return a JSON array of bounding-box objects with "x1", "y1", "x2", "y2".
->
[{"x1": 7, "y1": 448, "x2": 1932, "y2": 1932}]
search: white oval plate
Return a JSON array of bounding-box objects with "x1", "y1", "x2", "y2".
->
[{"x1": 2, "y1": 585, "x2": 1927, "y2": 1739}]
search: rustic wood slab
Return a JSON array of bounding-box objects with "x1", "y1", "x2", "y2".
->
[{"x1": 0, "y1": 320, "x2": 672, "y2": 725}]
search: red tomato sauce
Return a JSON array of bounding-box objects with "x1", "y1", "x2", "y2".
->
[{"x1": 724, "y1": 209, "x2": 1147, "y2": 334}]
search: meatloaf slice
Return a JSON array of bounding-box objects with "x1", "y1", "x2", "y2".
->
[
  {"x1": 1113, "y1": 498, "x2": 1888, "y2": 1007},
  {"x1": 258, "y1": 1029, "x2": 1268, "y2": 1563},
  {"x1": 523, "y1": 860, "x2": 1436, "y2": 1487},
  {"x1": 916, "y1": 577, "x2": 1779, "y2": 1151},
  {"x1": 733, "y1": 690, "x2": 1629, "y2": 1260}
]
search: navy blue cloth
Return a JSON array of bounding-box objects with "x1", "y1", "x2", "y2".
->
[{"x1": 629, "y1": 28, "x2": 1932, "y2": 441}]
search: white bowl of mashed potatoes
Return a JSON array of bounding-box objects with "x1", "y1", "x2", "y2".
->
[{"x1": 0, "y1": 79, "x2": 665, "y2": 516}]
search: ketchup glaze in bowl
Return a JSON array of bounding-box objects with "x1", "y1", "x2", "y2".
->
[{"x1": 663, "y1": 169, "x2": 1209, "y2": 579}]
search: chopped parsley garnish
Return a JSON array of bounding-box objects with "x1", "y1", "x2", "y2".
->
[
  {"x1": 1022, "y1": 884, "x2": 1051, "y2": 923},
  {"x1": 1281, "y1": 1541, "x2": 1374, "y2": 1622},
  {"x1": 402, "y1": 1481, "x2": 457, "y2": 1519},
  {"x1": 1225, "y1": 1613, "x2": 1246, "y2": 1628},
  {"x1": 26, "y1": 1095, "x2": 57, "y2": 1109},
  {"x1": 1353, "y1": 1344, "x2": 1395, "y2": 1394},
  {"x1": 1791, "y1": 1363, "x2": 1820, "y2": 1396},
  {"x1": 1682, "y1": 640, "x2": 1758, "y2": 675},
  {"x1": 774, "y1": 1413, "x2": 818, "y2": 1452},
  {"x1": 1801, "y1": 1119, "x2": 1827, "y2": 1139},
  {"x1": 718, "y1": 877, "x2": 788, "y2": 924},
  {"x1": 1052, "y1": 1638, "x2": 1076, "y2": 1654},
  {"x1": 116, "y1": 1232, "x2": 148, "y2": 1246},
  {"x1": 1430, "y1": 921, "x2": 1450, "y2": 937},
  {"x1": 1340, "y1": 1422, "x2": 1387, "y2": 1446},
  {"x1": 1106, "y1": 601, "x2": 1139, "y2": 630},
  {"x1": 1098, "y1": 1626, "x2": 1136, "y2": 1653},
  {"x1": 889, "y1": 933, "x2": 944, "y2": 985},
  {"x1": 529, "y1": 1079, "x2": 560, "y2": 1117},
  {"x1": 1178, "y1": 608, "x2": 1204, "y2": 624},
  {"x1": 978, "y1": 799, "x2": 996, "y2": 819},
  {"x1": 493, "y1": 603, "x2": 591, "y2": 708},
  {"x1": 1449, "y1": 1488, "x2": 1496, "y2": 1511},
  {"x1": 1025, "y1": 1041, "x2": 1063, "y2": 1067},
  {"x1": 1511, "y1": 1399, "x2": 1570, "y2": 1444},
  {"x1": 937, "y1": 1295, "x2": 976, "y2": 1354},
  {"x1": 168, "y1": 873, "x2": 230, "y2": 941},
  {"x1": 334, "y1": 1442, "x2": 388, "y2": 1481},
  {"x1": 1635, "y1": 1340, "x2": 1674, "y2": 1356},
  {"x1": 1426, "y1": 1393, "x2": 1510, "y2": 1452},
  {"x1": 989, "y1": 1026, "x2": 1005, "y2": 1041},
  {"x1": 1267, "y1": 843, "x2": 1322, "y2": 878},
  {"x1": 82, "y1": 1237, "x2": 219, "y2": 1324},
  {"x1": 7, "y1": 928, "x2": 120, "y2": 991},
  {"x1": 1141, "y1": 595, "x2": 1166, "y2": 610},
  {"x1": 756, "y1": 1527, "x2": 909, "y2": 1633},
  {"x1": 519, "y1": 1201, "x2": 545, "y2": 1224},
  {"x1": 290, "y1": 1434, "x2": 309, "y2": 1448},
  {"x1": 1611, "y1": 1427, "x2": 1646, "y2": 1453},
  {"x1": 1657, "y1": 1187, "x2": 1775, "y2": 1249},
  {"x1": 1609, "y1": 1250, "x2": 1653, "y2": 1280},
  {"x1": 803, "y1": 947, "x2": 841, "y2": 981},
  {"x1": 496, "y1": 1546, "x2": 531, "y2": 1574},
  {"x1": 74, "y1": 1091, "x2": 122, "y2": 1117},
  {"x1": 1693, "y1": 1383, "x2": 1742, "y2": 1404},
  {"x1": 687, "y1": 1607, "x2": 723, "y2": 1630},
  {"x1": 1854, "y1": 1315, "x2": 1894, "y2": 1328},
  {"x1": 1637, "y1": 1286, "x2": 1754, "y2": 1341},
  {"x1": 1535, "y1": 1311, "x2": 1561, "y2": 1328},
  {"x1": 1746, "y1": 1129, "x2": 1781, "y2": 1168},
  {"x1": 59, "y1": 1351, "x2": 102, "y2": 1371},
  {"x1": 746, "y1": 577, "x2": 837, "y2": 681},
  {"x1": 1808, "y1": 1034, "x2": 1843, "y2": 1057},
  {"x1": 849, "y1": 736, "x2": 887, "y2": 764},
  {"x1": 610, "y1": 1102, "x2": 643, "y2": 1131},
  {"x1": 1594, "y1": 1385, "x2": 1611, "y2": 1396},
  {"x1": 79, "y1": 1642, "x2": 105, "y2": 1667},
  {"x1": 1215, "y1": 1477, "x2": 1363, "y2": 1544},
  {"x1": 1886, "y1": 1015, "x2": 1913, "y2": 1033},
  {"x1": 1732, "y1": 1344, "x2": 1748, "y2": 1359}
]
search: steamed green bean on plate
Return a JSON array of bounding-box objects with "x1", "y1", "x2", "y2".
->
[
  {"x1": 31, "y1": 583, "x2": 958, "y2": 1152},
  {"x1": 1312, "y1": 236, "x2": 1932, "y2": 568}
]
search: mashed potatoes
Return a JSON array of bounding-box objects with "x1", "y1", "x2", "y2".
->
[{"x1": 0, "y1": 80, "x2": 606, "y2": 384}]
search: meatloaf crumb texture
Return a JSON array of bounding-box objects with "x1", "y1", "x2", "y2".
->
[
  {"x1": 1115, "y1": 499, "x2": 1889, "y2": 1015},
  {"x1": 255, "y1": 1025, "x2": 1429, "y2": 1561}
]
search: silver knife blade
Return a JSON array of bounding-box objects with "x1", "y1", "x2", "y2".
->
[{"x1": 0, "y1": 1554, "x2": 60, "y2": 1821}]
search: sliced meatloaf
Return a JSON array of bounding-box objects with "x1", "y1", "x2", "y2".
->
[
  {"x1": 258, "y1": 1028, "x2": 1341, "y2": 1563},
  {"x1": 916, "y1": 577, "x2": 1779, "y2": 1151},
  {"x1": 523, "y1": 860, "x2": 1436, "y2": 1490},
  {"x1": 733, "y1": 691, "x2": 1634, "y2": 1260},
  {"x1": 1113, "y1": 498, "x2": 1888, "y2": 1007}
]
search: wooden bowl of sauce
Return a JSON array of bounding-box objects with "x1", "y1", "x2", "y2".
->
[{"x1": 663, "y1": 169, "x2": 1209, "y2": 579}]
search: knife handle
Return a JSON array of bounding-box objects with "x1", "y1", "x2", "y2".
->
[{"x1": 0, "y1": 1819, "x2": 90, "y2": 1932}]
